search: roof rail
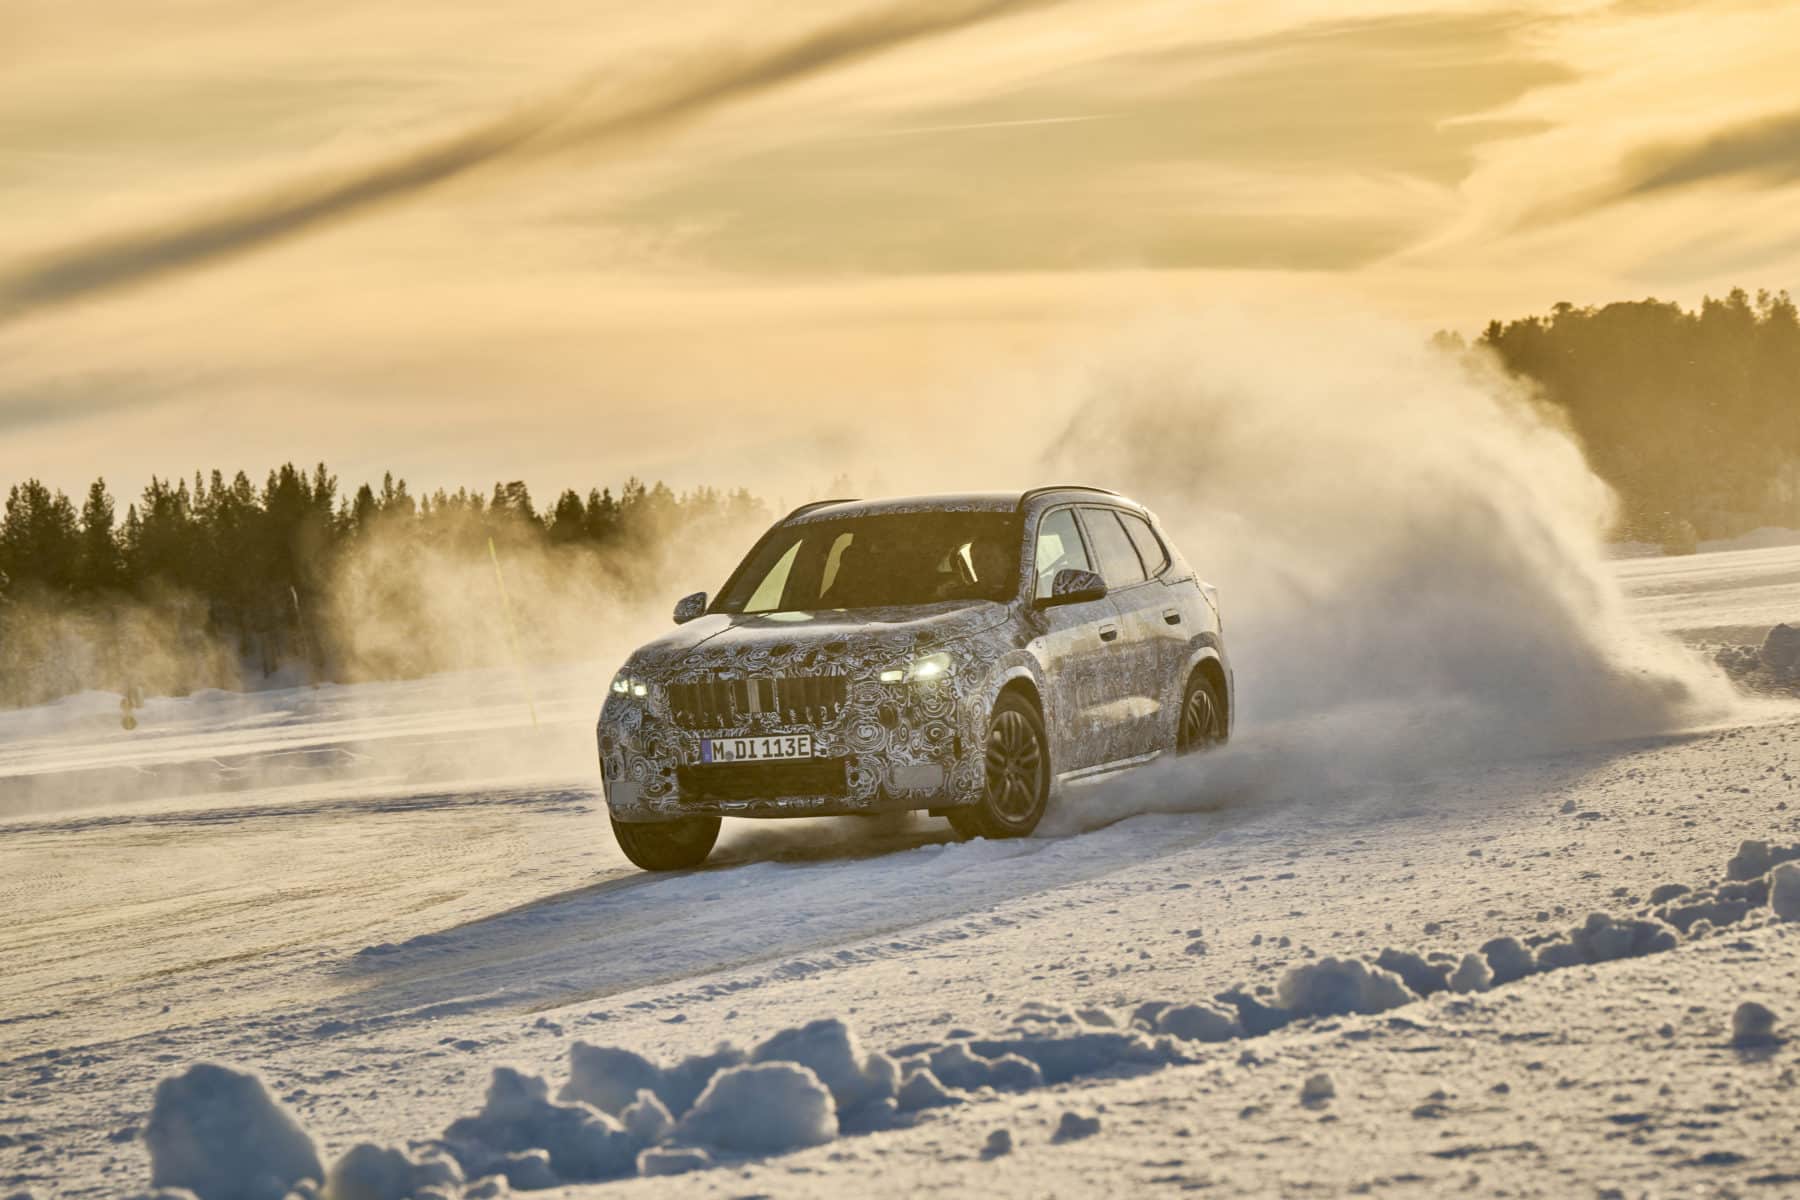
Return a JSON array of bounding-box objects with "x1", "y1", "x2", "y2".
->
[
  {"x1": 782, "y1": 497, "x2": 860, "y2": 521},
  {"x1": 1016, "y1": 484, "x2": 1122, "y2": 509}
]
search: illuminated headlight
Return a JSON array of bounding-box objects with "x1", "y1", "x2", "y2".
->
[
  {"x1": 879, "y1": 652, "x2": 953, "y2": 684},
  {"x1": 610, "y1": 673, "x2": 651, "y2": 698}
]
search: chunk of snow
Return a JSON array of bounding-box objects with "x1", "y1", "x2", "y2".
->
[
  {"x1": 751, "y1": 1018, "x2": 896, "y2": 1116},
  {"x1": 1480, "y1": 937, "x2": 1535, "y2": 986},
  {"x1": 1448, "y1": 953, "x2": 1493, "y2": 994},
  {"x1": 636, "y1": 1147, "x2": 711, "y2": 1177},
  {"x1": 1374, "y1": 948, "x2": 1451, "y2": 998},
  {"x1": 461, "y1": 1179, "x2": 509, "y2": 1200},
  {"x1": 1537, "y1": 912, "x2": 1679, "y2": 970},
  {"x1": 1769, "y1": 862, "x2": 1800, "y2": 921},
  {"x1": 1726, "y1": 840, "x2": 1800, "y2": 882},
  {"x1": 963, "y1": 1031, "x2": 1178, "y2": 1085},
  {"x1": 496, "y1": 1151, "x2": 556, "y2": 1191},
  {"x1": 324, "y1": 1144, "x2": 460, "y2": 1200},
  {"x1": 146, "y1": 1063, "x2": 323, "y2": 1200},
  {"x1": 560, "y1": 1042, "x2": 744, "y2": 1120},
  {"x1": 675, "y1": 1063, "x2": 837, "y2": 1153},
  {"x1": 559, "y1": 1045, "x2": 659, "y2": 1117},
  {"x1": 1732, "y1": 1001, "x2": 1779, "y2": 1047},
  {"x1": 619, "y1": 1090, "x2": 673, "y2": 1146},
  {"x1": 1154, "y1": 1002, "x2": 1243, "y2": 1043},
  {"x1": 927, "y1": 1042, "x2": 1044, "y2": 1091},
  {"x1": 895, "y1": 1069, "x2": 959, "y2": 1112},
  {"x1": 981, "y1": 1129, "x2": 1013, "y2": 1158},
  {"x1": 1051, "y1": 1112, "x2": 1100, "y2": 1142},
  {"x1": 1276, "y1": 957, "x2": 1416, "y2": 1018},
  {"x1": 1299, "y1": 1073, "x2": 1335, "y2": 1106},
  {"x1": 442, "y1": 1067, "x2": 636, "y2": 1183}
]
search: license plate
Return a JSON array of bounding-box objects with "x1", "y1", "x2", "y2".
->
[{"x1": 701, "y1": 734, "x2": 814, "y2": 763}]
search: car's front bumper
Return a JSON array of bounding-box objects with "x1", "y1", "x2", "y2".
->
[{"x1": 597, "y1": 675, "x2": 986, "y2": 821}]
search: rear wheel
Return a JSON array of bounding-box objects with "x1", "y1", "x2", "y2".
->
[
  {"x1": 1176, "y1": 671, "x2": 1226, "y2": 755},
  {"x1": 611, "y1": 814, "x2": 720, "y2": 871},
  {"x1": 948, "y1": 692, "x2": 1049, "y2": 840}
]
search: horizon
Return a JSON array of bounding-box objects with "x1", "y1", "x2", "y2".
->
[{"x1": 8, "y1": 0, "x2": 1800, "y2": 499}]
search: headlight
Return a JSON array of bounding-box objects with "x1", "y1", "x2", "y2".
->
[
  {"x1": 610, "y1": 672, "x2": 651, "y2": 698},
  {"x1": 879, "y1": 652, "x2": 953, "y2": 684}
]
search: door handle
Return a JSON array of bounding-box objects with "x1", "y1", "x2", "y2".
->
[
  {"x1": 1163, "y1": 608, "x2": 1182, "y2": 625},
  {"x1": 1098, "y1": 623, "x2": 1119, "y2": 643}
]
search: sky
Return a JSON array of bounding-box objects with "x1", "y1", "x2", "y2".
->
[{"x1": 4, "y1": 0, "x2": 1799, "y2": 503}]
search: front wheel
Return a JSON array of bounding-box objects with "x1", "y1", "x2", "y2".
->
[
  {"x1": 948, "y1": 692, "x2": 1049, "y2": 840},
  {"x1": 611, "y1": 814, "x2": 720, "y2": 871}
]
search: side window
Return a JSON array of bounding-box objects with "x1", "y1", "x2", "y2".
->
[
  {"x1": 1117, "y1": 511, "x2": 1169, "y2": 576},
  {"x1": 1033, "y1": 508, "x2": 1092, "y2": 600},
  {"x1": 1081, "y1": 508, "x2": 1147, "y2": 588},
  {"x1": 744, "y1": 539, "x2": 802, "y2": 612}
]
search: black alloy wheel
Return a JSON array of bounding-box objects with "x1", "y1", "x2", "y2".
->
[{"x1": 948, "y1": 691, "x2": 1049, "y2": 840}]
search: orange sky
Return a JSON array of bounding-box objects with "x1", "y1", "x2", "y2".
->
[{"x1": 4, "y1": 0, "x2": 1798, "y2": 501}]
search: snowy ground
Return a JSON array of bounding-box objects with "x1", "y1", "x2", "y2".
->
[{"x1": 4, "y1": 547, "x2": 1799, "y2": 1198}]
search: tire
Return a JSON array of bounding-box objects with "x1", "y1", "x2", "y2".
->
[
  {"x1": 1176, "y1": 671, "x2": 1227, "y2": 755},
  {"x1": 611, "y1": 814, "x2": 720, "y2": 871},
  {"x1": 948, "y1": 691, "x2": 1049, "y2": 840}
]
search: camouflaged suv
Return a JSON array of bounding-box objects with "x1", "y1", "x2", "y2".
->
[{"x1": 597, "y1": 486, "x2": 1232, "y2": 870}]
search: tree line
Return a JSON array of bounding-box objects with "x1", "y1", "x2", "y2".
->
[
  {"x1": 1470, "y1": 287, "x2": 1800, "y2": 547},
  {"x1": 0, "y1": 468, "x2": 767, "y2": 706}
]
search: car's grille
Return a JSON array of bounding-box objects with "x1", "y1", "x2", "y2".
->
[
  {"x1": 667, "y1": 673, "x2": 849, "y2": 730},
  {"x1": 677, "y1": 759, "x2": 849, "y2": 801}
]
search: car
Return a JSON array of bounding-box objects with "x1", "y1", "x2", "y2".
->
[{"x1": 595, "y1": 485, "x2": 1233, "y2": 870}]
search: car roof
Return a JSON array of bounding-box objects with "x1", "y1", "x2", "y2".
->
[{"x1": 782, "y1": 487, "x2": 1140, "y2": 524}]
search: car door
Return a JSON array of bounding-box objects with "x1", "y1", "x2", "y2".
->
[
  {"x1": 1114, "y1": 507, "x2": 1189, "y2": 737},
  {"x1": 1076, "y1": 505, "x2": 1163, "y2": 760},
  {"x1": 1027, "y1": 505, "x2": 1121, "y2": 774}
]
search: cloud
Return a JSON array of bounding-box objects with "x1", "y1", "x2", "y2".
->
[
  {"x1": 1613, "y1": 107, "x2": 1800, "y2": 199},
  {"x1": 0, "y1": 0, "x2": 1058, "y2": 322}
]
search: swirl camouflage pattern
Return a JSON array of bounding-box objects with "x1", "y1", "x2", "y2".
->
[{"x1": 596, "y1": 486, "x2": 1234, "y2": 869}]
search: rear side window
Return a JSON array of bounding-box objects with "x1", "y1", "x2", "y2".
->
[
  {"x1": 1081, "y1": 508, "x2": 1147, "y2": 588},
  {"x1": 1117, "y1": 511, "x2": 1169, "y2": 576},
  {"x1": 1033, "y1": 508, "x2": 1092, "y2": 599}
]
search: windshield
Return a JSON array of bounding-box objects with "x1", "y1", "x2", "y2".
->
[{"x1": 714, "y1": 510, "x2": 1023, "y2": 614}]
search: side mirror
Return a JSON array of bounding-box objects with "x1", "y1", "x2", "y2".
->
[
  {"x1": 673, "y1": 591, "x2": 709, "y2": 624},
  {"x1": 1037, "y1": 568, "x2": 1107, "y2": 607}
]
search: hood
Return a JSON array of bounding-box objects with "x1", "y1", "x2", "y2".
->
[{"x1": 629, "y1": 600, "x2": 1011, "y2": 676}]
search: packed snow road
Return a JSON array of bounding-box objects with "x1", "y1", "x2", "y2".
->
[{"x1": 2, "y1": 544, "x2": 1798, "y2": 1196}]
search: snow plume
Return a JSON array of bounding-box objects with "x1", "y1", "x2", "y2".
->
[{"x1": 1029, "y1": 312, "x2": 1734, "y2": 832}]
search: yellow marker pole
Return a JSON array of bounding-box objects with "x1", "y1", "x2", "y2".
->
[{"x1": 488, "y1": 536, "x2": 540, "y2": 728}]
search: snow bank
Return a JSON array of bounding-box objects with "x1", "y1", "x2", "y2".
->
[
  {"x1": 442, "y1": 1067, "x2": 637, "y2": 1182},
  {"x1": 675, "y1": 1062, "x2": 838, "y2": 1153},
  {"x1": 1480, "y1": 937, "x2": 1536, "y2": 986},
  {"x1": 145, "y1": 1063, "x2": 323, "y2": 1200},
  {"x1": 1276, "y1": 957, "x2": 1416, "y2": 1018}
]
